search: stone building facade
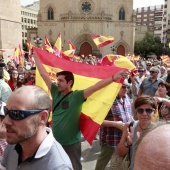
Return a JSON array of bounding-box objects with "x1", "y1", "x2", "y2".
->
[
  {"x1": 37, "y1": 0, "x2": 135, "y2": 57},
  {"x1": 0, "y1": 0, "x2": 22, "y2": 58}
]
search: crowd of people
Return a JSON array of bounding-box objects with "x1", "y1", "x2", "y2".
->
[{"x1": 0, "y1": 51, "x2": 170, "y2": 170}]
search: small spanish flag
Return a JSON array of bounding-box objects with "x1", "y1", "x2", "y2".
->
[
  {"x1": 0, "y1": 49, "x2": 6, "y2": 52},
  {"x1": 53, "y1": 32, "x2": 62, "y2": 57},
  {"x1": 92, "y1": 35, "x2": 114, "y2": 48},
  {"x1": 68, "y1": 40, "x2": 76, "y2": 50},
  {"x1": 44, "y1": 35, "x2": 52, "y2": 47}
]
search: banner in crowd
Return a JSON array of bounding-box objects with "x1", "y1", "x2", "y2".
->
[{"x1": 33, "y1": 47, "x2": 135, "y2": 144}]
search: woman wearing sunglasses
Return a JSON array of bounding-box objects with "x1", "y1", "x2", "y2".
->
[{"x1": 116, "y1": 95, "x2": 156, "y2": 170}]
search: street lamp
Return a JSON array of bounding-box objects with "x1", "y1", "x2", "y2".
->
[{"x1": 34, "y1": 35, "x2": 42, "y2": 47}]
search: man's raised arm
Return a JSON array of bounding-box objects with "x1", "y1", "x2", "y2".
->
[
  {"x1": 33, "y1": 51, "x2": 52, "y2": 90},
  {"x1": 84, "y1": 70, "x2": 129, "y2": 99}
]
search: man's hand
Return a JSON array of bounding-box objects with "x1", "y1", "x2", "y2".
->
[{"x1": 112, "y1": 70, "x2": 130, "y2": 81}]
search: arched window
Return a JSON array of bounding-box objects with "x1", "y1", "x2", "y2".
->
[
  {"x1": 119, "y1": 7, "x2": 125, "y2": 20},
  {"x1": 48, "y1": 7, "x2": 54, "y2": 20}
]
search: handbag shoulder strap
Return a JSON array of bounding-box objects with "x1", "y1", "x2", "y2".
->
[{"x1": 53, "y1": 91, "x2": 72, "y2": 113}]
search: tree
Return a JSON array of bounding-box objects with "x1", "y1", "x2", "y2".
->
[{"x1": 134, "y1": 32, "x2": 169, "y2": 59}]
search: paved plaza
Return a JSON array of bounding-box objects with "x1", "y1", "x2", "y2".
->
[{"x1": 81, "y1": 139, "x2": 110, "y2": 170}]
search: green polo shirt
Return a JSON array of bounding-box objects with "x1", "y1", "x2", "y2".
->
[{"x1": 51, "y1": 83, "x2": 84, "y2": 145}]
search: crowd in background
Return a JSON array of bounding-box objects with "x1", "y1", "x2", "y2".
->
[{"x1": 0, "y1": 51, "x2": 170, "y2": 170}]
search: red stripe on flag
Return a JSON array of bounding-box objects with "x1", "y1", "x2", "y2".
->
[
  {"x1": 80, "y1": 112, "x2": 100, "y2": 145},
  {"x1": 33, "y1": 47, "x2": 125, "y2": 79},
  {"x1": 91, "y1": 35, "x2": 101, "y2": 39},
  {"x1": 97, "y1": 40, "x2": 114, "y2": 48}
]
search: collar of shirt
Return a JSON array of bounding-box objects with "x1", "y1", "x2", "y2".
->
[{"x1": 15, "y1": 127, "x2": 54, "y2": 163}]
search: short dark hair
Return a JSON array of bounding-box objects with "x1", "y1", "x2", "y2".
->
[
  {"x1": 56, "y1": 71, "x2": 74, "y2": 87},
  {"x1": 134, "y1": 95, "x2": 157, "y2": 110},
  {"x1": 158, "y1": 81, "x2": 170, "y2": 96},
  {"x1": 31, "y1": 67, "x2": 36, "y2": 70}
]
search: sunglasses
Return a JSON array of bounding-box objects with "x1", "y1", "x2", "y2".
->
[
  {"x1": 122, "y1": 85, "x2": 129, "y2": 89},
  {"x1": 138, "y1": 70, "x2": 144, "y2": 72},
  {"x1": 136, "y1": 108, "x2": 155, "y2": 114},
  {"x1": 4, "y1": 107, "x2": 47, "y2": 120},
  {"x1": 150, "y1": 71, "x2": 157, "y2": 74}
]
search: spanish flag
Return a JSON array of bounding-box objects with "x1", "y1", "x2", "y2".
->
[
  {"x1": 44, "y1": 35, "x2": 52, "y2": 47},
  {"x1": 68, "y1": 40, "x2": 76, "y2": 50},
  {"x1": 92, "y1": 35, "x2": 114, "y2": 48},
  {"x1": 44, "y1": 44, "x2": 55, "y2": 54},
  {"x1": 13, "y1": 44, "x2": 24, "y2": 65},
  {"x1": 53, "y1": 32, "x2": 62, "y2": 57},
  {"x1": 98, "y1": 55, "x2": 136, "y2": 71},
  {"x1": 0, "y1": 49, "x2": 6, "y2": 52},
  {"x1": 98, "y1": 54, "x2": 122, "y2": 66},
  {"x1": 33, "y1": 47, "x2": 127, "y2": 145},
  {"x1": 62, "y1": 49, "x2": 75, "y2": 60},
  {"x1": 161, "y1": 55, "x2": 169, "y2": 61}
]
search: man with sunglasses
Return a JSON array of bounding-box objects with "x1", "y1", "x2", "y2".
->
[
  {"x1": 138, "y1": 66, "x2": 163, "y2": 97},
  {"x1": 0, "y1": 86, "x2": 73, "y2": 170},
  {"x1": 33, "y1": 51, "x2": 129, "y2": 170}
]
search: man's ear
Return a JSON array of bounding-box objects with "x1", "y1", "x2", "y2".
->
[
  {"x1": 68, "y1": 80, "x2": 73, "y2": 87},
  {"x1": 38, "y1": 111, "x2": 49, "y2": 126}
]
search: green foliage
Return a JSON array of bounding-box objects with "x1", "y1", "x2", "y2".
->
[{"x1": 134, "y1": 32, "x2": 170, "y2": 59}]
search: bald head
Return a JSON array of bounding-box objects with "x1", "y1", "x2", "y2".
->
[
  {"x1": 134, "y1": 123, "x2": 170, "y2": 170},
  {"x1": 7, "y1": 86, "x2": 50, "y2": 110}
]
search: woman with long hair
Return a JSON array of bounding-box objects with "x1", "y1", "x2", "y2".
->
[{"x1": 8, "y1": 70, "x2": 22, "y2": 91}]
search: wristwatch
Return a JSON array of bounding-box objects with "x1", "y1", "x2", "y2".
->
[{"x1": 124, "y1": 140, "x2": 131, "y2": 148}]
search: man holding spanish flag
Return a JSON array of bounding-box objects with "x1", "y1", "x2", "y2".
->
[{"x1": 33, "y1": 50, "x2": 129, "y2": 170}]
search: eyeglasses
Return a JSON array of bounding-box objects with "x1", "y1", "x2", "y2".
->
[
  {"x1": 136, "y1": 108, "x2": 155, "y2": 114},
  {"x1": 150, "y1": 71, "x2": 157, "y2": 74},
  {"x1": 4, "y1": 107, "x2": 48, "y2": 120},
  {"x1": 122, "y1": 85, "x2": 129, "y2": 89},
  {"x1": 138, "y1": 70, "x2": 144, "y2": 72}
]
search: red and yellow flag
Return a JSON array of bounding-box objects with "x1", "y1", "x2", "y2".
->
[
  {"x1": 53, "y1": 32, "x2": 62, "y2": 57},
  {"x1": 98, "y1": 55, "x2": 136, "y2": 71},
  {"x1": 44, "y1": 35, "x2": 52, "y2": 47},
  {"x1": 92, "y1": 35, "x2": 114, "y2": 48},
  {"x1": 62, "y1": 49, "x2": 75, "y2": 60},
  {"x1": 13, "y1": 44, "x2": 24, "y2": 65},
  {"x1": 68, "y1": 40, "x2": 76, "y2": 50},
  {"x1": 0, "y1": 49, "x2": 6, "y2": 52},
  {"x1": 33, "y1": 47, "x2": 125, "y2": 145},
  {"x1": 44, "y1": 44, "x2": 55, "y2": 53},
  {"x1": 161, "y1": 55, "x2": 169, "y2": 61}
]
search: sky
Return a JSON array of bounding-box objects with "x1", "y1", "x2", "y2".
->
[{"x1": 21, "y1": 0, "x2": 164, "y2": 9}]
